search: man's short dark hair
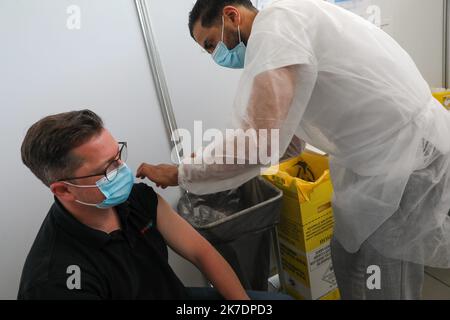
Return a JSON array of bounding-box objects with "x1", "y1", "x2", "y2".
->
[
  {"x1": 21, "y1": 109, "x2": 104, "y2": 187},
  {"x1": 189, "y1": 0, "x2": 257, "y2": 38}
]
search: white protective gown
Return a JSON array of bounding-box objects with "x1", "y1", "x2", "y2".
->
[{"x1": 178, "y1": 0, "x2": 450, "y2": 267}]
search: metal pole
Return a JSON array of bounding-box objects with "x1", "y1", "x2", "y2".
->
[
  {"x1": 443, "y1": 0, "x2": 448, "y2": 88},
  {"x1": 134, "y1": 0, "x2": 183, "y2": 164}
]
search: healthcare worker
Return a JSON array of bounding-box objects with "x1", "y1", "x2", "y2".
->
[{"x1": 136, "y1": 0, "x2": 450, "y2": 300}]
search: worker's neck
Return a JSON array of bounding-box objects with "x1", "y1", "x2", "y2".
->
[
  {"x1": 241, "y1": 9, "x2": 259, "y2": 45},
  {"x1": 58, "y1": 198, "x2": 120, "y2": 234}
]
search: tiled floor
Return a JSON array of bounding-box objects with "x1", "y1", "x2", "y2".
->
[{"x1": 423, "y1": 268, "x2": 450, "y2": 300}]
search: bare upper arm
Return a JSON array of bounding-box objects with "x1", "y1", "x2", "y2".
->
[
  {"x1": 246, "y1": 66, "x2": 298, "y2": 130},
  {"x1": 155, "y1": 194, "x2": 210, "y2": 264}
]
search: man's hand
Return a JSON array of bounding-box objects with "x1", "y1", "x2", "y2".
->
[{"x1": 136, "y1": 163, "x2": 179, "y2": 189}]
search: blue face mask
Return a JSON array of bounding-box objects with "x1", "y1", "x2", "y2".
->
[
  {"x1": 212, "y1": 16, "x2": 246, "y2": 69},
  {"x1": 66, "y1": 163, "x2": 134, "y2": 209}
]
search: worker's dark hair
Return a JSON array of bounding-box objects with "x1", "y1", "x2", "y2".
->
[
  {"x1": 189, "y1": 0, "x2": 257, "y2": 38},
  {"x1": 21, "y1": 109, "x2": 104, "y2": 187}
]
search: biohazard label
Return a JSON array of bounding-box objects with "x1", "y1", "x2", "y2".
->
[{"x1": 322, "y1": 262, "x2": 337, "y2": 286}]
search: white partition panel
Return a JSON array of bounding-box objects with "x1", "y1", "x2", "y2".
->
[{"x1": 0, "y1": 0, "x2": 205, "y2": 299}]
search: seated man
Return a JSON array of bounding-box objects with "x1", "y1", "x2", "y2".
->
[{"x1": 18, "y1": 109, "x2": 290, "y2": 300}]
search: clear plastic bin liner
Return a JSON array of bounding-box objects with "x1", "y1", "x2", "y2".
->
[{"x1": 177, "y1": 177, "x2": 283, "y2": 290}]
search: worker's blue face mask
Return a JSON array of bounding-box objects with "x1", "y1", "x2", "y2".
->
[
  {"x1": 212, "y1": 16, "x2": 246, "y2": 69},
  {"x1": 65, "y1": 163, "x2": 134, "y2": 209}
]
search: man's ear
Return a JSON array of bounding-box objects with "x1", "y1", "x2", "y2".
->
[
  {"x1": 50, "y1": 182, "x2": 76, "y2": 202},
  {"x1": 223, "y1": 6, "x2": 241, "y2": 26}
]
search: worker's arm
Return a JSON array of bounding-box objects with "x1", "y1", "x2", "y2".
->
[
  {"x1": 137, "y1": 65, "x2": 309, "y2": 194},
  {"x1": 155, "y1": 194, "x2": 249, "y2": 300}
]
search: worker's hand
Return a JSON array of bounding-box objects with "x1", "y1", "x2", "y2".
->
[{"x1": 136, "y1": 163, "x2": 179, "y2": 189}]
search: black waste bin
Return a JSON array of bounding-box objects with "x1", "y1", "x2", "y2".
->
[{"x1": 177, "y1": 177, "x2": 283, "y2": 291}]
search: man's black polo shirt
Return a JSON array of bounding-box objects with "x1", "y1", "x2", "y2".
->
[{"x1": 17, "y1": 183, "x2": 189, "y2": 300}]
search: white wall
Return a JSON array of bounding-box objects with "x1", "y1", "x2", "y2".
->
[
  {"x1": 0, "y1": 0, "x2": 205, "y2": 300},
  {"x1": 331, "y1": 0, "x2": 445, "y2": 88},
  {"x1": 372, "y1": 0, "x2": 444, "y2": 88}
]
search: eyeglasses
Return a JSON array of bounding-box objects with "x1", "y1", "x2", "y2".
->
[{"x1": 58, "y1": 142, "x2": 128, "y2": 184}]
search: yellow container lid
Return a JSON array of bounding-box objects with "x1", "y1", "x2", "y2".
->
[{"x1": 432, "y1": 90, "x2": 450, "y2": 110}]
